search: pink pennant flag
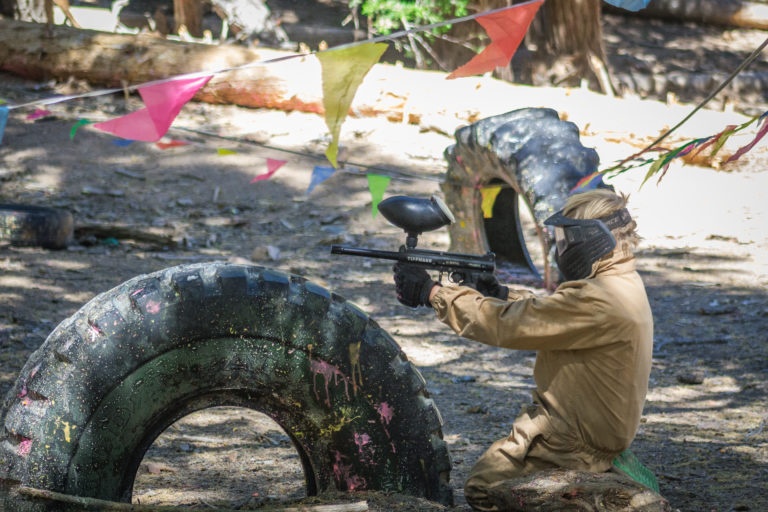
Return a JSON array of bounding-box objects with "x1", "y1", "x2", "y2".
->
[
  {"x1": 448, "y1": 0, "x2": 544, "y2": 80},
  {"x1": 26, "y1": 109, "x2": 52, "y2": 121},
  {"x1": 251, "y1": 158, "x2": 287, "y2": 183},
  {"x1": 94, "y1": 76, "x2": 212, "y2": 142}
]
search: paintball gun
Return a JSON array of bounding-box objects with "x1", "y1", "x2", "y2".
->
[{"x1": 330, "y1": 195, "x2": 496, "y2": 287}]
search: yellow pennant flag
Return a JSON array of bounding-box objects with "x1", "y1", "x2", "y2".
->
[
  {"x1": 480, "y1": 186, "x2": 502, "y2": 218},
  {"x1": 317, "y1": 43, "x2": 388, "y2": 167}
]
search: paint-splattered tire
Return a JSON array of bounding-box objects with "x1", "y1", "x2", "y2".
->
[
  {"x1": 0, "y1": 204, "x2": 74, "y2": 250},
  {"x1": 440, "y1": 107, "x2": 606, "y2": 286},
  {"x1": 0, "y1": 262, "x2": 453, "y2": 510}
]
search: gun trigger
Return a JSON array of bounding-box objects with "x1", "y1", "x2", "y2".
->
[{"x1": 437, "y1": 271, "x2": 444, "y2": 284}]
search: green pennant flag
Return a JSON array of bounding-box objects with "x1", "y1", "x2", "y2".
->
[
  {"x1": 317, "y1": 43, "x2": 388, "y2": 168},
  {"x1": 367, "y1": 174, "x2": 391, "y2": 218},
  {"x1": 70, "y1": 119, "x2": 94, "y2": 140}
]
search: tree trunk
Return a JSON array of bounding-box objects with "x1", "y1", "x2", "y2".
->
[
  {"x1": 430, "y1": 0, "x2": 613, "y2": 93},
  {"x1": 526, "y1": 0, "x2": 613, "y2": 94},
  {"x1": 173, "y1": 0, "x2": 203, "y2": 37},
  {"x1": 12, "y1": 0, "x2": 45, "y2": 22}
]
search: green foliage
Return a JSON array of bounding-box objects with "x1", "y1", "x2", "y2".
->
[{"x1": 351, "y1": 0, "x2": 470, "y2": 35}]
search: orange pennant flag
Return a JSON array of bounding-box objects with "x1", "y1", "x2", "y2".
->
[{"x1": 447, "y1": 0, "x2": 544, "y2": 80}]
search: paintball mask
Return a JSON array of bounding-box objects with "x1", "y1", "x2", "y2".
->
[{"x1": 544, "y1": 208, "x2": 633, "y2": 281}]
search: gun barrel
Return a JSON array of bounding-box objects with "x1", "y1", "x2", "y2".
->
[
  {"x1": 330, "y1": 245, "x2": 495, "y2": 273},
  {"x1": 330, "y1": 245, "x2": 403, "y2": 260}
]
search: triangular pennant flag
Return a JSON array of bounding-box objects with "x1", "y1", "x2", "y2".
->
[
  {"x1": 367, "y1": 174, "x2": 391, "y2": 218},
  {"x1": 251, "y1": 158, "x2": 287, "y2": 183},
  {"x1": 217, "y1": 148, "x2": 238, "y2": 156},
  {"x1": 70, "y1": 119, "x2": 94, "y2": 140},
  {"x1": 726, "y1": 114, "x2": 768, "y2": 163},
  {"x1": 480, "y1": 186, "x2": 502, "y2": 218},
  {"x1": 112, "y1": 139, "x2": 135, "y2": 147},
  {"x1": 156, "y1": 139, "x2": 190, "y2": 149},
  {"x1": 93, "y1": 75, "x2": 212, "y2": 142},
  {"x1": 447, "y1": 1, "x2": 544, "y2": 80},
  {"x1": 317, "y1": 43, "x2": 388, "y2": 167},
  {"x1": 307, "y1": 166, "x2": 336, "y2": 195},
  {"x1": 26, "y1": 109, "x2": 52, "y2": 121},
  {"x1": 570, "y1": 172, "x2": 604, "y2": 194},
  {"x1": 0, "y1": 106, "x2": 8, "y2": 145},
  {"x1": 603, "y1": 0, "x2": 651, "y2": 11}
]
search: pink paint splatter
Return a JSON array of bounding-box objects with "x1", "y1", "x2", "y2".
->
[
  {"x1": 332, "y1": 451, "x2": 367, "y2": 491},
  {"x1": 18, "y1": 438, "x2": 32, "y2": 457},
  {"x1": 16, "y1": 379, "x2": 27, "y2": 398},
  {"x1": 88, "y1": 322, "x2": 103, "y2": 343},
  {"x1": 310, "y1": 359, "x2": 351, "y2": 407},
  {"x1": 354, "y1": 432, "x2": 374, "y2": 463},
  {"x1": 144, "y1": 300, "x2": 161, "y2": 314},
  {"x1": 376, "y1": 402, "x2": 394, "y2": 425}
]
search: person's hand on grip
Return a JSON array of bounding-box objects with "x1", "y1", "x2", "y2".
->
[
  {"x1": 393, "y1": 263, "x2": 437, "y2": 308},
  {"x1": 474, "y1": 273, "x2": 509, "y2": 300}
]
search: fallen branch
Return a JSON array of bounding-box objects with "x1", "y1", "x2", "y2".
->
[
  {"x1": 74, "y1": 222, "x2": 176, "y2": 247},
  {"x1": 19, "y1": 486, "x2": 369, "y2": 512}
]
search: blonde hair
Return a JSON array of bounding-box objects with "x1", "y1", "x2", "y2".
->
[{"x1": 563, "y1": 189, "x2": 641, "y2": 252}]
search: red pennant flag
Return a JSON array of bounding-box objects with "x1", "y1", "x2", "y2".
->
[
  {"x1": 251, "y1": 158, "x2": 287, "y2": 183},
  {"x1": 447, "y1": 0, "x2": 544, "y2": 80},
  {"x1": 156, "y1": 139, "x2": 191, "y2": 149}
]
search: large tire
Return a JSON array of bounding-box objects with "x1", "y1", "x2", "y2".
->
[
  {"x1": 0, "y1": 204, "x2": 74, "y2": 250},
  {"x1": 440, "y1": 107, "x2": 606, "y2": 286},
  {"x1": 0, "y1": 262, "x2": 453, "y2": 510}
]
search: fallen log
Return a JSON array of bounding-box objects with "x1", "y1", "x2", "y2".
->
[
  {"x1": 605, "y1": 0, "x2": 768, "y2": 30},
  {"x1": 485, "y1": 469, "x2": 670, "y2": 512},
  {"x1": 0, "y1": 18, "x2": 755, "y2": 146},
  {"x1": 18, "y1": 485, "x2": 369, "y2": 511},
  {"x1": 0, "y1": 18, "x2": 511, "y2": 131}
]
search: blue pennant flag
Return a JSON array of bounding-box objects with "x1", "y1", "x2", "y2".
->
[
  {"x1": 306, "y1": 166, "x2": 336, "y2": 195},
  {"x1": 603, "y1": 0, "x2": 651, "y2": 11},
  {"x1": 112, "y1": 139, "x2": 135, "y2": 147},
  {"x1": 0, "y1": 106, "x2": 9, "y2": 145}
]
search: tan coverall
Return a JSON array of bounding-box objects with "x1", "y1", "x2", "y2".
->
[{"x1": 430, "y1": 248, "x2": 653, "y2": 511}]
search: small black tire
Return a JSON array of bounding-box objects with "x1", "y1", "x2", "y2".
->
[
  {"x1": 0, "y1": 262, "x2": 453, "y2": 510},
  {"x1": 0, "y1": 204, "x2": 74, "y2": 250},
  {"x1": 440, "y1": 107, "x2": 607, "y2": 285}
]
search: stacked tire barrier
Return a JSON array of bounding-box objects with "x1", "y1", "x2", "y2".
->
[{"x1": 440, "y1": 107, "x2": 604, "y2": 285}]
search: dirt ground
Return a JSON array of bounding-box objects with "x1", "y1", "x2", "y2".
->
[{"x1": 1, "y1": 9, "x2": 768, "y2": 512}]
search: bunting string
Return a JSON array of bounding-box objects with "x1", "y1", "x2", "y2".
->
[
  {"x1": 1, "y1": 0, "x2": 545, "y2": 112},
  {"x1": 2, "y1": 0, "x2": 767, "y2": 200}
]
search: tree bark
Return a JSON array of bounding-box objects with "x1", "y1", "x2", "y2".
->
[
  {"x1": 526, "y1": 0, "x2": 613, "y2": 93},
  {"x1": 173, "y1": 0, "x2": 203, "y2": 37},
  {"x1": 605, "y1": 0, "x2": 768, "y2": 31}
]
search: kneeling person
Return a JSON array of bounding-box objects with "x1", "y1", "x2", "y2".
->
[{"x1": 393, "y1": 189, "x2": 653, "y2": 511}]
